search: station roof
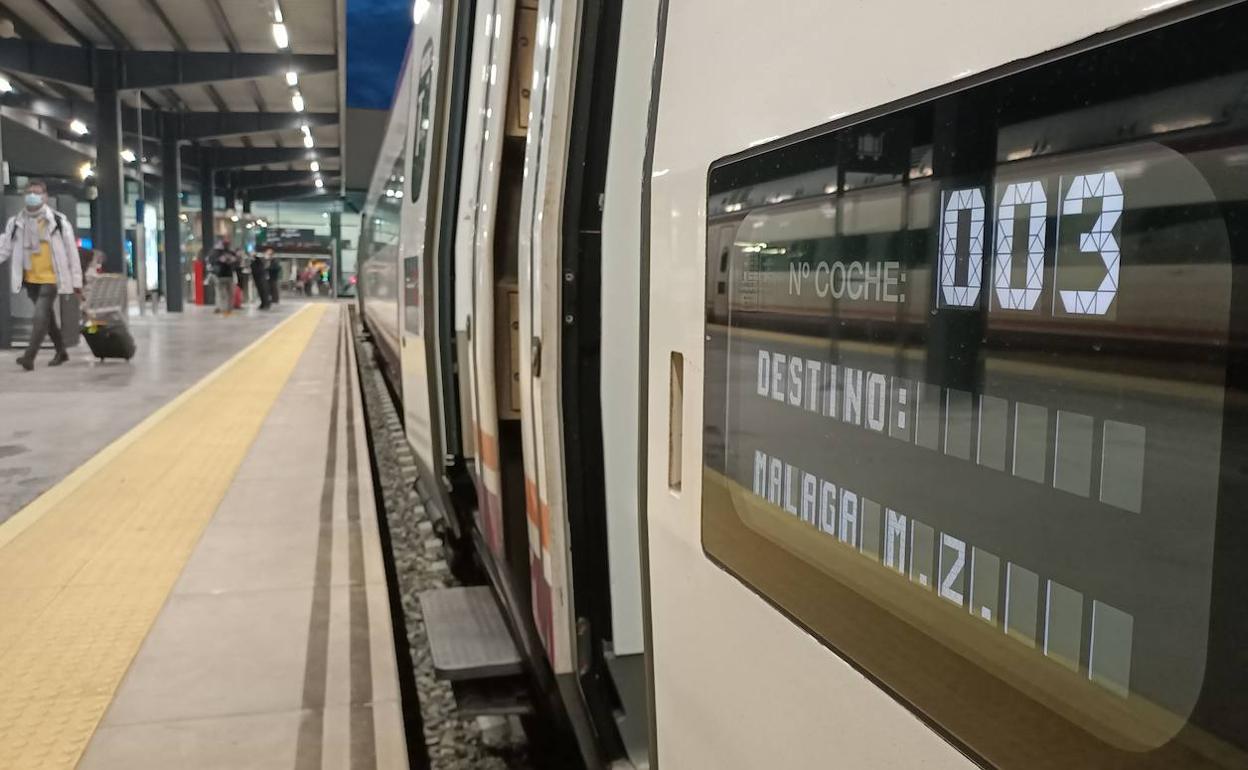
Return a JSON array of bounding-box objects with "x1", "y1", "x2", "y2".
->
[{"x1": 0, "y1": 0, "x2": 345, "y2": 201}]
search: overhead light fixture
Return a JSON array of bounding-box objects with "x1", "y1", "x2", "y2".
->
[
  {"x1": 309, "y1": 160, "x2": 320, "y2": 173},
  {"x1": 179, "y1": 213, "x2": 189, "y2": 222},
  {"x1": 120, "y1": 148, "x2": 136, "y2": 163},
  {"x1": 314, "y1": 177, "x2": 324, "y2": 189},
  {"x1": 69, "y1": 118, "x2": 88, "y2": 135},
  {"x1": 78, "y1": 162, "x2": 93, "y2": 180},
  {"x1": 285, "y1": 70, "x2": 298, "y2": 86},
  {"x1": 272, "y1": 22, "x2": 289, "y2": 49},
  {"x1": 0, "y1": 76, "x2": 12, "y2": 94},
  {"x1": 291, "y1": 91, "x2": 305, "y2": 112},
  {"x1": 273, "y1": 4, "x2": 283, "y2": 23},
  {"x1": 303, "y1": 133, "x2": 314, "y2": 148},
  {"x1": 230, "y1": 214, "x2": 240, "y2": 222}
]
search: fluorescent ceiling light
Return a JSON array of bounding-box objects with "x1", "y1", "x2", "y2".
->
[
  {"x1": 69, "y1": 118, "x2": 88, "y2": 135},
  {"x1": 272, "y1": 22, "x2": 289, "y2": 49},
  {"x1": 120, "y1": 148, "x2": 137, "y2": 163},
  {"x1": 303, "y1": 134, "x2": 314, "y2": 148},
  {"x1": 314, "y1": 177, "x2": 324, "y2": 189},
  {"x1": 78, "y1": 162, "x2": 93, "y2": 180},
  {"x1": 309, "y1": 160, "x2": 320, "y2": 173},
  {"x1": 291, "y1": 92, "x2": 304, "y2": 112},
  {"x1": 285, "y1": 71, "x2": 298, "y2": 86}
]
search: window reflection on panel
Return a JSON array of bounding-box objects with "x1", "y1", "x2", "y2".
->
[{"x1": 702, "y1": 5, "x2": 1248, "y2": 767}]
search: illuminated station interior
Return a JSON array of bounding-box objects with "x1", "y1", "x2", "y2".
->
[{"x1": 0, "y1": 1, "x2": 1246, "y2": 769}]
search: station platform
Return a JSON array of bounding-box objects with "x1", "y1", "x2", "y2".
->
[{"x1": 0, "y1": 303, "x2": 408, "y2": 769}]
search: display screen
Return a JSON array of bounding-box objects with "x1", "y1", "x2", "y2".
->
[{"x1": 702, "y1": 5, "x2": 1248, "y2": 767}]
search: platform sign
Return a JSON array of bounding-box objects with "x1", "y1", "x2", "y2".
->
[
  {"x1": 256, "y1": 228, "x2": 332, "y2": 255},
  {"x1": 702, "y1": 7, "x2": 1248, "y2": 767}
]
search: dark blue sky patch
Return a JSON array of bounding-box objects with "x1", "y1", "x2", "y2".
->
[{"x1": 346, "y1": 0, "x2": 413, "y2": 110}]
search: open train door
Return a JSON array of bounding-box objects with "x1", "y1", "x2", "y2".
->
[
  {"x1": 517, "y1": 0, "x2": 633, "y2": 762},
  {"x1": 400, "y1": 0, "x2": 461, "y2": 531}
]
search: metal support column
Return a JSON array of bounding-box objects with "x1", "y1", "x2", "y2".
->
[
  {"x1": 94, "y1": 53, "x2": 125, "y2": 274},
  {"x1": 0, "y1": 119, "x2": 9, "y2": 349},
  {"x1": 199, "y1": 150, "x2": 215, "y2": 251},
  {"x1": 198, "y1": 149, "x2": 215, "y2": 306},
  {"x1": 161, "y1": 115, "x2": 183, "y2": 312},
  {"x1": 329, "y1": 209, "x2": 341, "y2": 298}
]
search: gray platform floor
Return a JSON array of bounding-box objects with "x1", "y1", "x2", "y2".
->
[
  {"x1": 0, "y1": 302, "x2": 304, "y2": 522},
  {"x1": 50, "y1": 304, "x2": 405, "y2": 769}
]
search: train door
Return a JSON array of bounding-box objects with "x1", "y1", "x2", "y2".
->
[
  {"x1": 516, "y1": 0, "x2": 575, "y2": 683},
  {"x1": 401, "y1": 0, "x2": 457, "y2": 521},
  {"x1": 597, "y1": 0, "x2": 660, "y2": 764},
  {"x1": 519, "y1": 0, "x2": 648, "y2": 762},
  {"x1": 455, "y1": 0, "x2": 520, "y2": 563}
]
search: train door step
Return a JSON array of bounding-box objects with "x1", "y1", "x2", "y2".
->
[
  {"x1": 450, "y1": 675, "x2": 534, "y2": 718},
  {"x1": 419, "y1": 586, "x2": 524, "y2": 680},
  {"x1": 605, "y1": 648, "x2": 650, "y2": 770}
]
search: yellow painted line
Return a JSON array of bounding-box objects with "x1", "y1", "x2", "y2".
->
[{"x1": 0, "y1": 304, "x2": 328, "y2": 770}]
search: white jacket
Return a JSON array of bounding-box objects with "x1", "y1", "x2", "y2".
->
[{"x1": 0, "y1": 207, "x2": 84, "y2": 295}]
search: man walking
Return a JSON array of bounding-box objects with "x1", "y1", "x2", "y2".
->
[
  {"x1": 208, "y1": 238, "x2": 238, "y2": 316},
  {"x1": 251, "y1": 248, "x2": 271, "y2": 310},
  {"x1": 0, "y1": 179, "x2": 83, "y2": 370},
  {"x1": 267, "y1": 249, "x2": 281, "y2": 304}
]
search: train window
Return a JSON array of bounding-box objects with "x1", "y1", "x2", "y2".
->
[
  {"x1": 702, "y1": 5, "x2": 1248, "y2": 768},
  {"x1": 410, "y1": 39, "x2": 434, "y2": 205}
]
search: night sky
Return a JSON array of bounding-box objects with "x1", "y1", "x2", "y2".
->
[{"x1": 346, "y1": 0, "x2": 413, "y2": 110}]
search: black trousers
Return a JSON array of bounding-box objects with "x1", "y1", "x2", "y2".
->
[
  {"x1": 23, "y1": 282, "x2": 65, "y2": 361},
  {"x1": 255, "y1": 273, "x2": 271, "y2": 307}
]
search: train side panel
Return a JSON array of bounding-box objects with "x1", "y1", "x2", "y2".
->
[{"x1": 644, "y1": 1, "x2": 1168, "y2": 767}]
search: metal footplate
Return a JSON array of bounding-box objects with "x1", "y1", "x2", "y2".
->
[{"x1": 418, "y1": 586, "x2": 524, "y2": 681}]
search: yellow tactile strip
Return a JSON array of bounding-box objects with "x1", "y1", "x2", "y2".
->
[{"x1": 0, "y1": 304, "x2": 328, "y2": 770}]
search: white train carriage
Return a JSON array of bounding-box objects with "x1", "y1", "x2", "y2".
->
[{"x1": 358, "y1": 0, "x2": 1248, "y2": 766}]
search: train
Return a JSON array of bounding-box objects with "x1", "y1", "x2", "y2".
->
[{"x1": 357, "y1": 0, "x2": 1248, "y2": 767}]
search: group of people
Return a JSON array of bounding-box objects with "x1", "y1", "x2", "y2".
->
[
  {"x1": 296, "y1": 260, "x2": 330, "y2": 297},
  {"x1": 206, "y1": 240, "x2": 282, "y2": 316}
]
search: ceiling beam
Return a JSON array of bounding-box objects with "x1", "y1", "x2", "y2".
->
[
  {"x1": 0, "y1": 38, "x2": 336, "y2": 89},
  {"x1": 229, "y1": 169, "x2": 339, "y2": 189},
  {"x1": 119, "y1": 109, "x2": 336, "y2": 140},
  {"x1": 121, "y1": 50, "x2": 337, "y2": 91},
  {"x1": 245, "y1": 185, "x2": 336, "y2": 202},
  {"x1": 0, "y1": 94, "x2": 335, "y2": 145},
  {"x1": 192, "y1": 145, "x2": 339, "y2": 169}
]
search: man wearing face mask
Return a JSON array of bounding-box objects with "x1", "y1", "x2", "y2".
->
[{"x1": 0, "y1": 179, "x2": 84, "y2": 370}]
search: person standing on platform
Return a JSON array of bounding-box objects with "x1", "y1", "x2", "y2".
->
[
  {"x1": 266, "y1": 248, "x2": 281, "y2": 304},
  {"x1": 208, "y1": 238, "x2": 238, "y2": 316},
  {"x1": 0, "y1": 179, "x2": 83, "y2": 370},
  {"x1": 251, "y1": 248, "x2": 271, "y2": 310}
]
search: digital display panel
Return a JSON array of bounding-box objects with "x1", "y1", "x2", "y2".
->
[{"x1": 702, "y1": 6, "x2": 1248, "y2": 767}]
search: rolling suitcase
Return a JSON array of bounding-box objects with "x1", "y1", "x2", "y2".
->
[
  {"x1": 83, "y1": 317, "x2": 136, "y2": 361},
  {"x1": 81, "y1": 275, "x2": 136, "y2": 362}
]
